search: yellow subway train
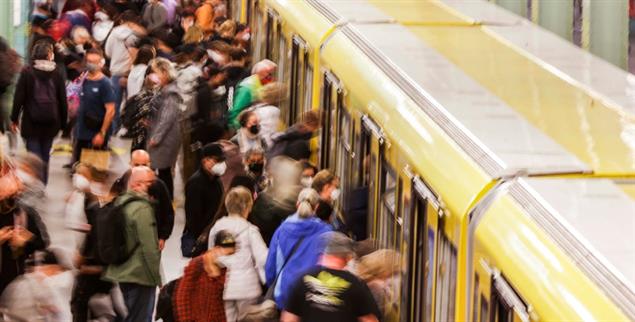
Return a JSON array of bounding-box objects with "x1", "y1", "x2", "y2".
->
[{"x1": 233, "y1": 0, "x2": 635, "y2": 321}]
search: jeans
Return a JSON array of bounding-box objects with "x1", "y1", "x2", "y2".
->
[
  {"x1": 111, "y1": 75, "x2": 125, "y2": 133},
  {"x1": 119, "y1": 283, "x2": 156, "y2": 322},
  {"x1": 25, "y1": 136, "x2": 54, "y2": 184}
]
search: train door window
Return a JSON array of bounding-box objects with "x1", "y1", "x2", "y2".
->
[
  {"x1": 368, "y1": 152, "x2": 377, "y2": 236},
  {"x1": 320, "y1": 73, "x2": 333, "y2": 169},
  {"x1": 277, "y1": 27, "x2": 286, "y2": 82},
  {"x1": 337, "y1": 107, "x2": 353, "y2": 210},
  {"x1": 265, "y1": 10, "x2": 275, "y2": 60},
  {"x1": 304, "y1": 62, "x2": 313, "y2": 112},
  {"x1": 289, "y1": 36, "x2": 307, "y2": 124},
  {"x1": 254, "y1": 5, "x2": 265, "y2": 61},
  {"x1": 489, "y1": 273, "x2": 529, "y2": 322},
  {"x1": 491, "y1": 292, "x2": 511, "y2": 322},
  {"x1": 434, "y1": 230, "x2": 457, "y2": 322},
  {"x1": 358, "y1": 128, "x2": 371, "y2": 188}
]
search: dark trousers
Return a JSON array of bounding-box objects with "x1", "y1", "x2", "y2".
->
[
  {"x1": 72, "y1": 138, "x2": 110, "y2": 165},
  {"x1": 157, "y1": 167, "x2": 173, "y2": 200},
  {"x1": 25, "y1": 136, "x2": 54, "y2": 184},
  {"x1": 119, "y1": 283, "x2": 156, "y2": 322},
  {"x1": 71, "y1": 274, "x2": 113, "y2": 322}
]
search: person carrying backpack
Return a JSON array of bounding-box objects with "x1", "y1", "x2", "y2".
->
[
  {"x1": 11, "y1": 41, "x2": 68, "y2": 184},
  {"x1": 101, "y1": 166, "x2": 161, "y2": 322}
]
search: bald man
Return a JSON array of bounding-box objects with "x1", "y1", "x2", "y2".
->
[
  {"x1": 111, "y1": 150, "x2": 174, "y2": 251},
  {"x1": 104, "y1": 165, "x2": 161, "y2": 321}
]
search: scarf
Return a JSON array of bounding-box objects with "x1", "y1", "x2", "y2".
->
[
  {"x1": 174, "y1": 256, "x2": 227, "y2": 322},
  {"x1": 33, "y1": 60, "x2": 56, "y2": 72}
]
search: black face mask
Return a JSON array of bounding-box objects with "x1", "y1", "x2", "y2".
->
[
  {"x1": 0, "y1": 197, "x2": 17, "y2": 214},
  {"x1": 248, "y1": 124, "x2": 260, "y2": 135},
  {"x1": 248, "y1": 162, "x2": 264, "y2": 174}
]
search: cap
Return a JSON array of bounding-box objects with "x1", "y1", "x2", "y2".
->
[
  {"x1": 322, "y1": 232, "x2": 354, "y2": 256},
  {"x1": 201, "y1": 143, "x2": 225, "y2": 161},
  {"x1": 214, "y1": 230, "x2": 236, "y2": 248}
]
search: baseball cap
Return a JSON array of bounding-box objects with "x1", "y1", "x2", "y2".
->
[{"x1": 322, "y1": 232, "x2": 354, "y2": 256}]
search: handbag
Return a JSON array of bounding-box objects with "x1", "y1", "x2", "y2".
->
[
  {"x1": 80, "y1": 148, "x2": 110, "y2": 170},
  {"x1": 240, "y1": 236, "x2": 306, "y2": 322}
]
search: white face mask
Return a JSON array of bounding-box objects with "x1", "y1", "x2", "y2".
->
[
  {"x1": 330, "y1": 188, "x2": 341, "y2": 201},
  {"x1": 207, "y1": 50, "x2": 226, "y2": 65},
  {"x1": 211, "y1": 161, "x2": 227, "y2": 176},
  {"x1": 212, "y1": 85, "x2": 227, "y2": 96},
  {"x1": 300, "y1": 176, "x2": 313, "y2": 188},
  {"x1": 72, "y1": 174, "x2": 91, "y2": 191},
  {"x1": 241, "y1": 33, "x2": 251, "y2": 41}
]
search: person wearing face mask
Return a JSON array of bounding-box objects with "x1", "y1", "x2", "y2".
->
[
  {"x1": 228, "y1": 59, "x2": 277, "y2": 129},
  {"x1": 0, "y1": 248, "x2": 75, "y2": 322},
  {"x1": 0, "y1": 168, "x2": 48, "y2": 295},
  {"x1": 146, "y1": 57, "x2": 182, "y2": 199},
  {"x1": 300, "y1": 161, "x2": 318, "y2": 188},
  {"x1": 230, "y1": 147, "x2": 267, "y2": 195},
  {"x1": 11, "y1": 41, "x2": 68, "y2": 184},
  {"x1": 233, "y1": 23, "x2": 251, "y2": 53},
  {"x1": 182, "y1": 143, "x2": 227, "y2": 257},
  {"x1": 311, "y1": 169, "x2": 341, "y2": 224},
  {"x1": 71, "y1": 48, "x2": 116, "y2": 166},
  {"x1": 231, "y1": 110, "x2": 267, "y2": 154}
]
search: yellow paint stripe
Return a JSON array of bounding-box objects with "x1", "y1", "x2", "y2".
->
[{"x1": 369, "y1": 0, "x2": 635, "y2": 174}]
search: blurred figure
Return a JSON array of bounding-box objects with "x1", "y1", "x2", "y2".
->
[
  {"x1": 253, "y1": 82, "x2": 286, "y2": 147},
  {"x1": 300, "y1": 161, "x2": 318, "y2": 188},
  {"x1": 228, "y1": 59, "x2": 277, "y2": 129},
  {"x1": 11, "y1": 41, "x2": 68, "y2": 184},
  {"x1": 183, "y1": 143, "x2": 226, "y2": 257},
  {"x1": 215, "y1": 19, "x2": 236, "y2": 44},
  {"x1": 357, "y1": 249, "x2": 401, "y2": 321},
  {"x1": 231, "y1": 147, "x2": 268, "y2": 194},
  {"x1": 174, "y1": 230, "x2": 237, "y2": 322},
  {"x1": 111, "y1": 149, "x2": 174, "y2": 251},
  {"x1": 103, "y1": 166, "x2": 161, "y2": 322},
  {"x1": 269, "y1": 110, "x2": 321, "y2": 161},
  {"x1": 104, "y1": 10, "x2": 147, "y2": 130},
  {"x1": 208, "y1": 187, "x2": 268, "y2": 321},
  {"x1": 195, "y1": 0, "x2": 217, "y2": 36},
  {"x1": 72, "y1": 49, "x2": 116, "y2": 165},
  {"x1": 141, "y1": 0, "x2": 168, "y2": 33},
  {"x1": 147, "y1": 57, "x2": 182, "y2": 199},
  {"x1": 249, "y1": 156, "x2": 302, "y2": 245},
  {"x1": 191, "y1": 65, "x2": 228, "y2": 154},
  {"x1": 280, "y1": 232, "x2": 380, "y2": 322},
  {"x1": 231, "y1": 110, "x2": 267, "y2": 154},
  {"x1": 0, "y1": 248, "x2": 74, "y2": 322},
  {"x1": 14, "y1": 152, "x2": 46, "y2": 211},
  {"x1": 127, "y1": 45, "x2": 156, "y2": 98},
  {"x1": 265, "y1": 188, "x2": 332, "y2": 308},
  {"x1": 92, "y1": 9, "x2": 115, "y2": 45},
  {"x1": 233, "y1": 23, "x2": 251, "y2": 52},
  {"x1": 0, "y1": 37, "x2": 22, "y2": 134},
  {"x1": 0, "y1": 167, "x2": 48, "y2": 294},
  {"x1": 311, "y1": 169, "x2": 340, "y2": 223}
]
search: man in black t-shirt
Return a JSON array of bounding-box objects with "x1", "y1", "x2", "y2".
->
[{"x1": 281, "y1": 232, "x2": 381, "y2": 322}]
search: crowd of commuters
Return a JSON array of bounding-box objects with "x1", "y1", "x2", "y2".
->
[{"x1": 0, "y1": 0, "x2": 401, "y2": 321}]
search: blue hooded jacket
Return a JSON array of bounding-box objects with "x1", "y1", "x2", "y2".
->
[{"x1": 265, "y1": 213, "x2": 333, "y2": 308}]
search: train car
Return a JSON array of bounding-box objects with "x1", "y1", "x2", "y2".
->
[{"x1": 235, "y1": 0, "x2": 635, "y2": 321}]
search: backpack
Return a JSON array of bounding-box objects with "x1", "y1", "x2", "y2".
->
[
  {"x1": 156, "y1": 278, "x2": 180, "y2": 322},
  {"x1": 94, "y1": 196, "x2": 144, "y2": 265},
  {"x1": 28, "y1": 69, "x2": 60, "y2": 125}
]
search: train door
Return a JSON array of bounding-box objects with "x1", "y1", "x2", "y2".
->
[
  {"x1": 407, "y1": 176, "x2": 442, "y2": 322},
  {"x1": 474, "y1": 261, "x2": 531, "y2": 322},
  {"x1": 288, "y1": 36, "x2": 309, "y2": 124},
  {"x1": 276, "y1": 24, "x2": 288, "y2": 116},
  {"x1": 361, "y1": 115, "x2": 384, "y2": 239},
  {"x1": 265, "y1": 9, "x2": 279, "y2": 61},
  {"x1": 335, "y1": 103, "x2": 354, "y2": 213},
  {"x1": 319, "y1": 71, "x2": 340, "y2": 170}
]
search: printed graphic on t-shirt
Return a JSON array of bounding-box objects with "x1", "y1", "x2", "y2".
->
[{"x1": 303, "y1": 271, "x2": 352, "y2": 311}]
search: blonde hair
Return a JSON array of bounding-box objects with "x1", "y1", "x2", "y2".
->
[
  {"x1": 150, "y1": 57, "x2": 178, "y2": 82},
  {"x1": 357, "y1": 249, "x2": 401, "y2": 282},
  {"x1": 183, "y1": 25, "x2": 204, "y2": 44},
  {"x1": 218, "y1": 20, "x2": 236, "y2": 38},
  {"x1": 296, "y1": 188, "x2": 320, "y2": 218},
  {"x1": 260, "y1": 82, "x2": 288, "y2": 105},
  {"x1": 225, "y1": 186, "x2": 254, "y2": 216}
]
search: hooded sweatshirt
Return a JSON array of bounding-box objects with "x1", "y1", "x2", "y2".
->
[
  {"x1": 265, "y1": 213, "x2": 332, "y2": 308},
  {"x1": 105, "y1": 25, "x2": 138, "y2": 76}
]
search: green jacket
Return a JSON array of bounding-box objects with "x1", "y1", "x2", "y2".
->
[
  {"x1": 228, "y1": 74, "x2": 262, "y2": 129},
  {"x1": 103, "y1": 192, "x2": 161, "y2": 287}
]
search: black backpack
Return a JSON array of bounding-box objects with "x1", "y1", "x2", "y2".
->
[
  {"x1": 28, "y1": 68, "x2": 60, "y2": 125},
  {"x1": 95, "y1": 196, "x2": 144, "y2": 265}
]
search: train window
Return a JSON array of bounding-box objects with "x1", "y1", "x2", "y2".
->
[
  {"x1": 337, "y1": 107, "x2": 352, "y2": 200},
  {"x1": 379, "y1": 159, "x2": 398, "y2": 248},
  {"x1": 368, "y1": 153, "x2": 377, "y2": 236},
  {"x1": 481, "y1": 296, "x2": 489, "y2": 322},
  {"x1": 490, "y1": 272, "x2": 530, "y2": 322},
  {"x1": 434, "y1": 231, "x2": 457, "y2": 322},
  {"x1": 277, "y1": 28, "x2": 286, "y2": 82},
  {"x1": 491, "y1": 292, "x2": 511, "y2": 322},
  {"x1": 320, "y1": 73, "x2": 333, "y2": 169},
  {"x1": 289, "y1": 38, "x2": 301, "y2": 124},
  {"x1": 254, "y1": 5, "x2": 265, "y2": 61}
]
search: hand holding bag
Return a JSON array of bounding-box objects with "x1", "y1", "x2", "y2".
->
[{"x1": 80, "y1": 148, "x2": 110, "y2": 170}]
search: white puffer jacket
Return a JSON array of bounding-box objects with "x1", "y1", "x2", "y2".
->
[{"x1": 209, "y1": 215, "x2": 269, "y2": 300}]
